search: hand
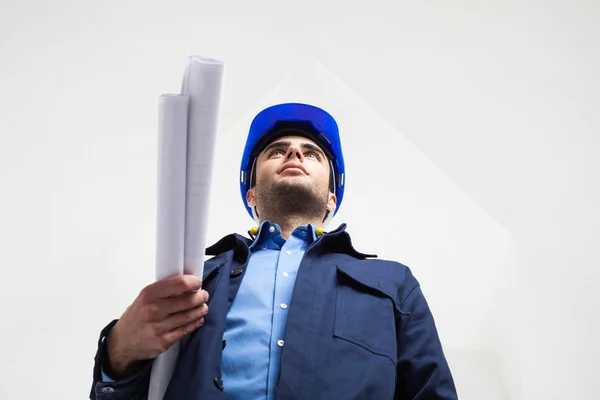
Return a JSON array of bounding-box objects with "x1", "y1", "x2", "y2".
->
[{"x1": 105, "y1": 274, "x2": 209, "y2": 378}]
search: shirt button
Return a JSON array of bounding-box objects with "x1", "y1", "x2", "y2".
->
[
  {"x1": 262, "y1": 247, "x2": 268, "y2": 251},
  {"x1": 277, "y1": 340, "x2": 285, "y2": 347},
  {"x1": 269, "y1": 226, "x2": 275, "y2": 233},
  {"x1": 285, "y1": 250, "x2": 292, "y2": 255},
  {"x1": 282, "y1": 272, "x2": 289, "y2": 277},
  {"x1": 280, "y1": 303, "x2": 288, "y2": 309},
  {"x1": 101, "y1": 387, "x2": 115, "y2": 394}
]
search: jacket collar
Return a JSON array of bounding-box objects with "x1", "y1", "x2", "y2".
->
[
  {"x1": 316, "y1": 223, "x2": 377, "y2": 259},
  {"x1": 205, "y1": 232, "x2": 252, "y2": 264},
  {"x1": 205, "y1": 223, "x2": 377, "y2": 261}
]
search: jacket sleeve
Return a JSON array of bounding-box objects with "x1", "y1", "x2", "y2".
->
[
  {"x1": 89, "y1": 319, "x2": 152, "y2": 400},
  {"x1": 395, "y1": 269, "x2": 459, "y2": 400}
]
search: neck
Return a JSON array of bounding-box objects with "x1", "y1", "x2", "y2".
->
[{"x1": 260, "y1": 214, "x2": 323, "y2": 239}]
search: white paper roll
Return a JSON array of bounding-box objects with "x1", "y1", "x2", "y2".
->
[
  {"x1": 148, "y1": 94, "x2": 190, "y2": 400},
  {"x1": 181, "y1": 56, "x2": 225, "y2": 279},
  {"x1": 154, "y1": 94, "x2": 189, "y2": 281},
  {"x1": 148, "y1": 56, "x2": 225, "y2": 400}
]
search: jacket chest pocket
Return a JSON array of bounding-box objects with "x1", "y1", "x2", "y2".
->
[{"x1": 333, "y1": 265, "x2": 399, "y2": 366}]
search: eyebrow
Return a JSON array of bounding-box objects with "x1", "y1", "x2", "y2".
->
[{"x1": 262, "y1": 140, "x2": 327, "y2": 159}]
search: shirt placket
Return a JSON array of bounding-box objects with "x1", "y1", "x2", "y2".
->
[{"x1": 266, "y1": 234, "x2": 305, "y2": 400}]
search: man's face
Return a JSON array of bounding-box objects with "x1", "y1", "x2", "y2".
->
[{"x1": 246, "y1": 135, "x2": 336, "y2": 221}]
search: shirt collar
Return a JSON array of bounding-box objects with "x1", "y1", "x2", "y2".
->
[
  {"x1": 249, "y1": 220, "x2": 320, "y2": 251},
  {"x1": 205, "y1": 222, "x2": 377, "y2": 260}
]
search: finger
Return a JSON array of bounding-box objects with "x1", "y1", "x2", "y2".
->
[
  {"x1": 162, "y1": 315, "x2": 206, "y2": 344},
  {"x1": 144, "y1": 274, "x2": 202, "y2": 300},
  {"x1": 157, "y1": 303, "x2": 209, "y2": 334},
  {"x1": 157, "y1": 290, "x2": 209, "y2": 317}
]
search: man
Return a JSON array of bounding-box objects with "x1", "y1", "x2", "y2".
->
[{"x1": 90, "y1": 103, "x2": 458, "y2": 399}]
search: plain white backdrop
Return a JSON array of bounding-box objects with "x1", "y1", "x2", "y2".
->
[{"x1": 1, "y1": 1, "x2": 598, "y2": 399}]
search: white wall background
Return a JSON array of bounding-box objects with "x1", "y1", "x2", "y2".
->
[{"x1": 1, "y1": 1, "x2": 598, "y2": 399}]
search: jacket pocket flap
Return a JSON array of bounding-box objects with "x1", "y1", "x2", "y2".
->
[
  {"x1": 202, "y1": 260, "x2": 226, "y2": 282},
  {"x1": 335, "y1": 264, "x2": 408, "y2": 316}
]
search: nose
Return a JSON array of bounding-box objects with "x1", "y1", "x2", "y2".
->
[{"x1": 285, "y1": 145, "x2": 303, "y2": 161}]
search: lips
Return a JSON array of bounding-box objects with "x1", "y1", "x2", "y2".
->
[{"x1": 280, "y1": 162, "x2": 307, "y2": 175}]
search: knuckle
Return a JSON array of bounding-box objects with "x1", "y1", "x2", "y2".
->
[
  {"x1": 185, "y1": 275, "x2": 202, "y2": 291},
  {"x1": 184, "y1": 310, "x2": 195, "y2": 324},
  {"x1": 142, "y1": 304, "x2": 159, "y2": 321},
  {"x1": 179, "y1": 275, "x2": 194, "y2": 290},
  {"x1": 168, "y1": 275, "x2": 184, "y2": 292},
  {"x1": 138, "y1": 288, "x2": 150, "y2": 302},
  {"x1": 186, "y1": 294, "x2": 198, "y2": 308},
  {"x1": 181, "y1": 325, "x2": 193, "y2": 336}
]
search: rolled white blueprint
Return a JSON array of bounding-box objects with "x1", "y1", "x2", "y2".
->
[
  {"x1": 181, "y1": 56, "x2": 225, "y2": 279},
  {"x1": 148, "y1": 94, "x2": 190, "y2": 400},
  {"x1": 148, "y1": 56, "x2": 225, "y2": 400},
  {"x1": 154, "y1": 94, "x2": 189, "y2": 281}
]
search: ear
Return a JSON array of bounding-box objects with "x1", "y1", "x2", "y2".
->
[
  {"x1": 246, "y1": 188, "x2": 257, "y2": 207},
  {"x1": 326, "y1": 191, "x2": 337, "y2": 214}
]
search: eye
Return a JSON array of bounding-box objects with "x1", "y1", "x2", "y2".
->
[
  {"x1": 268, "y1": 149, "x2": 285, "y2": 157},
  {"x1": 306, "y1": 151, "x2": 321, "y2": 160}
]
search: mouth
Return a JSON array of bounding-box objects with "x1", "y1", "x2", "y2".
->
[
  {"x1": 281, "y1": 167, "x2": 306, "y2": 175},
  {"x1": 280, "y1": 163, "x2": 307, "y2": 175}
]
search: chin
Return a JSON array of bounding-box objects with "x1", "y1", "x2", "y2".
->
[
  {"x1": 278, "y1": 176, "x2": 310, "y2": 185},
  {"x1": 273, "y1": 178, "x2": 310, "y2": 190}
]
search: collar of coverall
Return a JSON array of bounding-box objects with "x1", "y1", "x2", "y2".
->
[{"x1": 205, "y1": 222, "x2": 377, "y2": 262}]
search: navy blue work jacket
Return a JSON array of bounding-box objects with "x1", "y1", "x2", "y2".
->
[{"x1": 90, "y1": 223, "x2": 458, "y2": 399}]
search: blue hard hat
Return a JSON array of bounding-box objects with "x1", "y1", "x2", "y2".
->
[{"x1": 239, "y1": 102, "x2": 345, "y2": 224}]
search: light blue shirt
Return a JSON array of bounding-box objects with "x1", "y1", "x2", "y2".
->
[
  {"x1": 221, "y1": 221, "x2": 318, "y2": 399},
  {"x1": 102, "y1": 220, "x2": 318, "y2": 400}
]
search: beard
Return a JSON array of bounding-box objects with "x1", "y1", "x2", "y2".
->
[{"x1": 254, "y1": 177, "x2": 329, "y2": 222}]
